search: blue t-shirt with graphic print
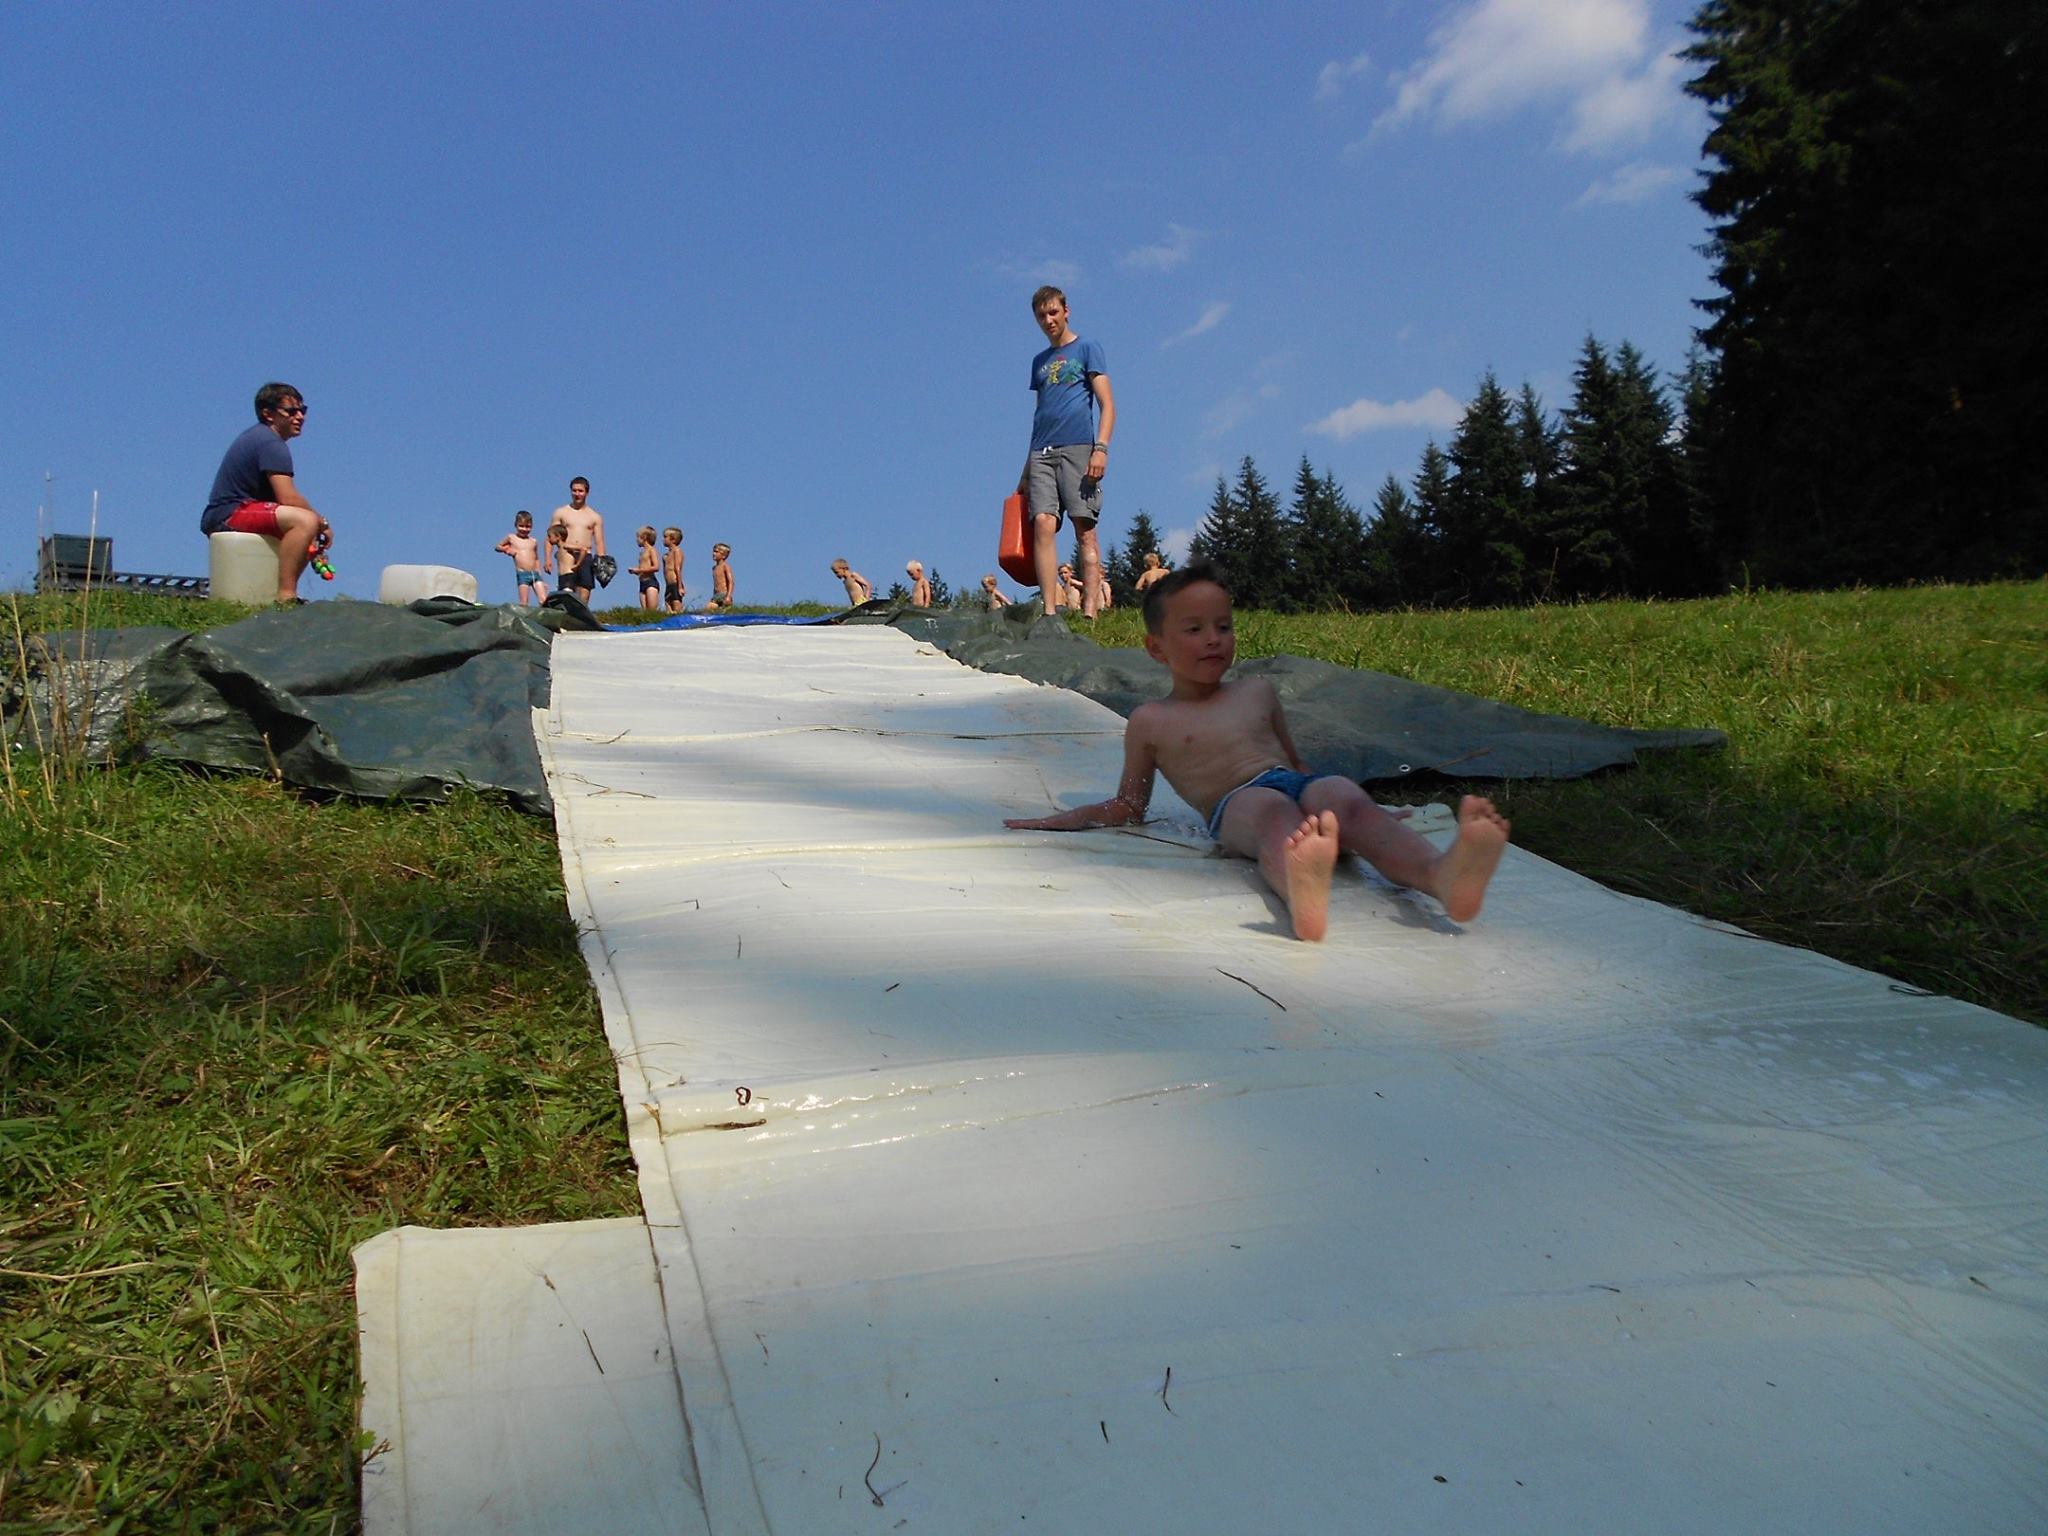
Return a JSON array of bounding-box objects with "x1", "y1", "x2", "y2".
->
[
  {"x1": 201, "y1": 423, "x2": 295, "y2": 533},
  {"x1": 1028, "y1": 337, "x2": 1108, "y2": 451}
]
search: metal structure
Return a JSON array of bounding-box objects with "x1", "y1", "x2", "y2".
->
[{"x1": 36, "y1": 534, "x2": 209, "y2": 597}]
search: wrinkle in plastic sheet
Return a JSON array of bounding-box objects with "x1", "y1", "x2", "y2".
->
[{"x1": 542, "y1": 625, "x2": 2048, "y2": 1535}]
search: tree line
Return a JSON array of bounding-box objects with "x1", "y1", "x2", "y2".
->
[{"x1": 1176, "y1": 335, "x2": 1711, "y2": 611}]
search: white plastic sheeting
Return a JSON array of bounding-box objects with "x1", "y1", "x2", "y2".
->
[
  {"x1": 355, "y1": 1219, "x2": 707, "y2": 1535},
  {"x1": 530, "y1": 625, "x2": 2046, "y2": 1535}
]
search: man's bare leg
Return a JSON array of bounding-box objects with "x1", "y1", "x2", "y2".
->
[
  {"x1": 1031, "y1": 511, "x2": 1062, "y2": 615},
  {"x1": 274, "y1": 508, "x2": 320, "y2": 602},
  {"x1": 1220, "y1": 788, "x2": 1340, "y2": 942},
  {"x1": 1306, "y1": 780, "x2": 1508, "y2": 923},
  {"x1": 1077, "y1": 525, "x2": 1103, "y2": 619}
]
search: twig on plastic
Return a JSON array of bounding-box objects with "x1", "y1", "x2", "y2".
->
[
  {"x1": 865, "y1": 1433, "x2": 885, "y2": 1505},
  {"x1": 1217, "y1": 969, "x2": 1286, "y2": 1011}
]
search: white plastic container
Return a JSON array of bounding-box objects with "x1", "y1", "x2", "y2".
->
[
  {"x1": 208, "y1": 531, "x2": 283, "y2": 604},
  {"x1": 378, "y1": 563, "x2": 479, "y2": 605}
]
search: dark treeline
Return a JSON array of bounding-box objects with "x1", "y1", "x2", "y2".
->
[
  {"x1": 1126, "y1": 1, "x2": 2045, "y2": 611},
  {"x1": 1685, "y1": 0, "x2": 2046, "y2": 587},
  {"x1": 1160, "y1": 336, "x2": 1711, "y2": 613}
]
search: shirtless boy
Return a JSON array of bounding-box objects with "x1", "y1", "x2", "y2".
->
[
  {"x1": 981, "y1": 573, "x2": 1008, "y2": 610},
  {"x1": 831, "y1": 558, "x2": 872, "y2": 605},
  {"x1": 631, "y1": 525, "x2": 662, "y2": 612},
  {"x1": 906, "y1": 559, "x2": 933, "y2": 608},
  {"x1": 709, "y1": 544, "x2": 734, "y2": 609},
  {"x1": 1003, "y1": 562, "x2": 1510, "y2": 941},
  {"x1": 663, "y1": 527, "x2": 686, "y2": 613},
  {"x1": 494, "y1": 510, "x2": 548, "y2": 605},
  {"x1": 548, "y1": 477, "x2": 606, "y2": 603},
  {"x1": 1134, "y1": 551, "x2": 1168, "y2": 592}
]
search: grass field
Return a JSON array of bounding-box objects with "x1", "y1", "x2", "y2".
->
[{"x1": 2, "y1": 579, "x2": 2041, "y2": 1530}]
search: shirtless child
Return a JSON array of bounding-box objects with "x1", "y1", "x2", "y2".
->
[
  {"x1": 663, "y1": 526, "x2": 686, "y2": 614},
  {"x1": 631, "y1": 525, "x2": 662, "y2": 612},
  {"x1": 906, "y1": 559, "x2": 933, "y2": 608},
  {"x1": 1003, "y1": 561, "x2": 1509, "y2": 941},
  {"x1": 709, "y1": 544, "x2": 734, "y2": 609},
  {"x1": 1134, "y1": 551, "x2": 1168, "y2": 593},
  {"x1": 981, "y1": 573, "x2": 1009, "y2": 610},
  {"x1": 494, "y1": 510, "x2": 548, "y2": 605},
  {"x1": 547, "y1": 476, "x2": 606, "y2": 603},
  {"x1": 831, "y1": 558, "x2": 873, "y2": 606}
]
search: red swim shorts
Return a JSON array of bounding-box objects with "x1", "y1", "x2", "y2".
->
[{"x1": 222, "y1": 501, "x2": 285, "y2": 536}]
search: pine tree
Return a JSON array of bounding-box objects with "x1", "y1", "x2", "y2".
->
[
  {"x1": 1544, "y1": 336, "x2": 1628, "y2": 597},
  {"x1": 1228, "y1": 457, "x2": 1291, "y2": 610},
  {"x1": 1409, "y1": 442, "x2": 1453, "y2": 604},
  {"x1": 1611, "y1": 342, "x2": 1685, "y2": 594},
  {"x1": 1281, "y1": 458, "x2": 1368, "y2": 611},
  {"x1": 1684, "y1": 0, "x2": 2048, "y2": 584},
  {"x1": 1188, "y1": 474, "x2": 1244, "y2": 576},
  {"x1": 1442, "y1": 373, "x2": 1531, "y2": 605},
  {"x1": 927, "y1": 567, "x2": 953, "y2": 608},
  {"x1": 1515, "y1": 384, "x2": 1564, "y2": 596},
  {"x1": 1360, "y1": 474, "x2": 1425, "y2": 609}
]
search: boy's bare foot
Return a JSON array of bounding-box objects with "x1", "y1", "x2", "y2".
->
[
  {"x1": 1283, "y1": 810, "x2": 1341, "y2": 942},
  {"x1": 1433, "y1": 795, "x2": 1509, "y2": 923}
]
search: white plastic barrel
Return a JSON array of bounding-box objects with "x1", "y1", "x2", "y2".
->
[
  {"x1": 208, "y1": 531, "x2": 284, "y2": 604},
  {"x1": 378, "y1": 564, "x2": 479, "y2": 604}
]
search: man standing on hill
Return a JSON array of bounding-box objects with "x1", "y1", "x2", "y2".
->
[
  {"x1": 1017, "y1": 285, "x2": 1115, "y2": 620},
  {"x1": 548, "y1": 477, "x2": 606, "y2": 605},
  {"x1": 200, "y1": 382, "x2": 334, "y2": 605}
]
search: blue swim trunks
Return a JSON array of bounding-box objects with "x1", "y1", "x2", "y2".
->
[
  {"x1": 1205, "y1": 767, "x2": 1339, "y2": 840},
  {"x1": 516, "y1": 568, "x2": 542, "y2": 587}
]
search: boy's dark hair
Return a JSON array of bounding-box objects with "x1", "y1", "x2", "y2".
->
[
  {"x1": 254, "y1": 381, "x2": 302, "y2": 419},
  {"x1": 1141, "y1": 559, "x2": 1230, "y2": 633},
  {"x1": 1030, "y1": 284, "x2": 1067, "y2": 312},
  {"x1": 571, "y1": 476, "x2": 590, "y2": 492},
  {"x1": 514, "y1": 509, "x2": 532, "y2": 525}
]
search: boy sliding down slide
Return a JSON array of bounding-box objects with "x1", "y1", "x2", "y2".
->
[{"x1": 1003, "y1": 561, "x2": 1509, "y2": 941}]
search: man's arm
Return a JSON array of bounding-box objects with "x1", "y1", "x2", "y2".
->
[
  {"x1": 265, "y1": 473, "x2": 317, "y2": 513},
  {"x1": 591, "y1": 512, "x2": 606, "y2": 557},
  {"x1": 1005, "y1": 716, "x2": 1157, "y2": 830},
  {"x1": 1088, "y1": 373, "x2": 1115, "y2": 479}
]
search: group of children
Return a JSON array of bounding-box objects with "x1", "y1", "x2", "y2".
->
[{"x1": 495, "y1": 503, "x2": 733, "y2": 615}]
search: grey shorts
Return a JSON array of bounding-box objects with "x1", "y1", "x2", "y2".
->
[{"x1": 1026, "y1": 443, "x2": 1101, "y2": 531}]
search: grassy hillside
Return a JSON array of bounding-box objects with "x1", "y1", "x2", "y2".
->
[{"x1": 2, "y1": 580, "x2": 2040, "y2": 1529}]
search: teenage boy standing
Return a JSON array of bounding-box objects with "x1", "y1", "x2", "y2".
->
[{"x1": 1016, "y1": 286, "x2": 1115, "y2": 619}]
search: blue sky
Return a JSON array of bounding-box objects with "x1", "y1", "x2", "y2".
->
[{"x1": 3, "y1": 0, "x2": 1712, "y2": 606}]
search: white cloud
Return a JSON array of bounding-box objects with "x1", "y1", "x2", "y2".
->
[
  {"x1": 1315, "y1": 50, "x2": 1373, "y2": 103},
  {"x1": 1372, "y1": 0, "x2": 1687, "y2": 153},
  {"x1": 1163, "y1": 301, "x2": 1230, "y2": 348},
  {"x1": 1562, "y1": 46, "x2": 1689, "y2": 151},
  {"x1": 1160, "y1": 526, "x2": 1198, "y2": 565},
  {"x1": 1307, "y1": 387, "x2": 1464, "y2": 440},
  {"x1": 1573, "y1": 160, "x2": 1684, "y2": 206},
  {"x1": 1121, "y1": 223, "x2": 1200, "y2": 272}
]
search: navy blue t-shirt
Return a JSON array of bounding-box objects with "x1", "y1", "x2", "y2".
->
[
  {"x1": 201, "y1": 424, "x2": 295, "y2": 533},
  {"x1": 1029, "y1": 337, "x2": 1108, "y2": 451}
]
